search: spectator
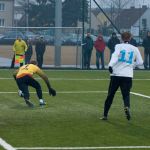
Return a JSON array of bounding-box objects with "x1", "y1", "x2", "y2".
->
[
  {"x1": 108, "y1": 32, "x2": 120, "y2": 59},
  {"x1": 11, "y1": 37, "x2": 28, "y2": 68},
  {"x1": 142, "y1": 31, "x2": 150, "y2": 69},
  {"x1": 25, "y1": 39, "x2": 33, "y2": 64},
  {"x1": 83, "y1": 32, "x2": 94, "y2": 69},
  {"x1": 10, "y1": 54, "x2": 15, "y2": 68},
  {"x1": 35, "y1": 36, "x2": 46, "y2": 68},
  {"x1": 94, "y1": 34, "x2": 106, "y2": 69},
  {"x1": 129, "y1": 36, "x2": 137, "y2": 47}
]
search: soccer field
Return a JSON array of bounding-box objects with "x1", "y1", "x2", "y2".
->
[{"x1": 0, "y1": 70, "x2": 150, "y2": 150}]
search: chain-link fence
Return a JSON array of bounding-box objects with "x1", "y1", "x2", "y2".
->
[
  {"x1": 0, "y1": 26, "x2": 145, "y2": 69},
  {"x1": 0, "y1": 27, "x2": 84, "y2": 68}
]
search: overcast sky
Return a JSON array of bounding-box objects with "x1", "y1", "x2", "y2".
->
[
  {"x1": 15, "y1": 0, "x2": 150, "y2": 8},
  {"x1": 91, "y1": 0, "x2": 150, "y2": 8}
]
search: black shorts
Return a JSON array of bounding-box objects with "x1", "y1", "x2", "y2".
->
[{"x1": 16, "y1": 75, "x2": 42, "y2": 99}]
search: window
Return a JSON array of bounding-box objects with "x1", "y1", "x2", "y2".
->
[
  {"x1": 0, "y1": 18, "x2": 5, "y2": 26},
  {"x1": 142, "y1": 18, "x2": 147, "y2": 30},
  {"x1": 0, "y1": 3, "x2": 5, "y2": 11}
]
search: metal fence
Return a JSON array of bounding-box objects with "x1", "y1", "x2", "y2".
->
[{"x1": 0, "y1": 26, "x2": 84, "y2": 68}]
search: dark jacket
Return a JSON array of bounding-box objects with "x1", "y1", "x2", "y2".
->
[
  {"x1": 35, "y1": 39, "x2": 46, "y2": 54},
  {"x1": 129, "y1": 38, "x2": 137, "y2": 47},
  {"x1": 26, "y1": 43, "x2": 33, "y2": 56},
  {"x1": 108, "y1": 37, "x2": 120, "y2": 53},
  {"x1": 142, "y1": 36, "x2": 150, "y2": 53},
  {"x1": 83, "y1": 36, "x2": 94, "y2": 51}
]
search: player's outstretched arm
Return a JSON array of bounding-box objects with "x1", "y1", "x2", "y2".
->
[{"x1": 37, "y1": 71, "x2": 56, "y2": 96}]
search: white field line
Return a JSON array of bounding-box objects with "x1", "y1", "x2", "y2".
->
[
  {"x1": 0, "y1": 77, "x2": 150, "y2": 81},
  {"x1": 0, "y1": 78, "x2": 109, "y2": 80},
  {"x1": 0, "y1": 138, "x2": 16, "y2": 150},
  {"x1": 131, "y1": 92, "x2": 150, "y2": 99},
  {"x1": 15, "y1": 146, "x2": 150, "y2": 149},
  {"x1": 0, "y1": 91, "x2": 107, "y2": 94},
  {"x1": 0, "y1": 91, "x2": 150, "y2": 100}
]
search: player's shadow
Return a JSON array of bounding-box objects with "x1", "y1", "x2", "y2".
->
[{"x1": 11, "y1": 103, "x2": 50, "y2": 110}]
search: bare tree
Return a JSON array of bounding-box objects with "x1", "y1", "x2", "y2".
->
[
  {"x1": 97, "y1": 0, "x2": 135, "y2": 29},
  {"x1": 99, "y1": 0, "x2": 134, "y2": 9}
]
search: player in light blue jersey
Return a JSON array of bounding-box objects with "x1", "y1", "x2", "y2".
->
[{"x1": 101, "y1": 32, "x2": 143, "y2": 121}]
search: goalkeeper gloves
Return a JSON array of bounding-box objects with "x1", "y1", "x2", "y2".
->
[
  {"x1": 49, "y1": 88, "x2": 56, "y2": 96},
  {"x1": 108, "y1": 66, "x2": 113, "y2": 74}
]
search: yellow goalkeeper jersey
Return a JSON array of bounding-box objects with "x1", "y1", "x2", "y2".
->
[
  {"x1": 16, "y1": 64, "x2": 44, "y2": 79},
  {"x1": 13, "y1": 39, "x2": 28, "y2": 55}
]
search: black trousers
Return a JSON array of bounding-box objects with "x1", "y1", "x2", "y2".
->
[
  {"x1": 144, "y1": 51, "x2": 150, "y2": 69},
  {"x1": 103, "y1": 76, "x2": 132, "y2": 117},
  {"x1": 25, "y1": 54, "x2": 32, "y2": 64},
  {"x1": 16, "y1": 75, "x2": 42, "y2": 100},
  {"x1": 36, "y1": 52, "x2": 45, "y2": 68},
  {"x1": 83, "y1": 49, "x2": 92, "y2": 69},
  {"x1": 96, "y1": 51, "x2": 105, "y2": 69}
]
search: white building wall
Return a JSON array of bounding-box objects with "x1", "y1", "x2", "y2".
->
[
  {"x1": 0, "y1": 0, "x2": 14, "y2": 26},
  {"x1": 90, "y1": 12, "x2": 100, "y2": 30},
  {"x1": 134, "y1": 9, "x2": 150, "y2": 31},
  {"x1": 77, "y1": 12, "x2": 101, "y2": 32}
]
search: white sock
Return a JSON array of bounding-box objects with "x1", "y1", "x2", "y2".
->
[{"x1": 39, "y1": 99, "x2": 44, "y2": 103}]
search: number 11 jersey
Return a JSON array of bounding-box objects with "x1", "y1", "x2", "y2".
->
[{"x1": 108, "y1": 43, "x2": 143, "y2": 78}]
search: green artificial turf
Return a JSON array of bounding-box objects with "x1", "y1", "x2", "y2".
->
[{"x1": 0, "y1": 70, "x2": 150, "y2": 149}]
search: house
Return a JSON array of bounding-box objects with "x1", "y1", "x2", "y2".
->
[
  {"x1": 77, "y1": 8, "x2": 112, "y2": 34},
  {"x1": 92, "y1": 8, "x2": 112, "y2": 28},
  {"x1": 0, "y1": 0, "x2": 14, "y2": 27},
  {"x1": 115, "y1": 6, "x2": 150, "y2": 36}
]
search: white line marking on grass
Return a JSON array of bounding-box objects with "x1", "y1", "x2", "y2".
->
[
  {"x1": 0, "y1": 90, "x2": 150, "y2": 100},
  {"x1": 131, "y1": 92, "x2": 150, "y2": 99},
  {"x1": 15, "y1": 146, "x2": 150, "y2": 149},
  {"x1": 0, "y1": 91, "x2": 107, "y2": 94},
  {"x1": 0, "y1": 138, "x2": 16, "y2": 150},
  {"x1": 1, "y1": 78, "x2": 110, "y2": 80},
  {"x1": 0, "y1": 77, "x2": 150, "y2": 81},
  {"x1": 0, "y1": 90, "x2": 150, "y2": 98}
]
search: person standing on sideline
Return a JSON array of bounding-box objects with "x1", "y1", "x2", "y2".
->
[
  {"x1": 108, "y1": 32, "x2": 120, "y2": 59},
  {"x1": 101, "y1": 32, "x2": 143, "y2": 121},
  {"x1": 11, "y1": 37, "x2": 28, "y2": 68},
  {"x1": 83, "y1": 32, "x2": 94, "y2": 69},
  {"x1": 94, "y1": 34, "x2": 106, "y2": 69},
  {"x1": 142, "y1": 31, "x2": 150, "y2": 69},
  {"x1": 129, "y1": 35, "x2": 137, "y2": 47},
  {"x1": 35, "y1": 36, "x2": 46, "y2": 68},
  {"x1": 13, "y1": 60, "x2": 56, "y2": 107},
  {"x1": 25, "y1": 39, "x2": 33, "y2": 64}
]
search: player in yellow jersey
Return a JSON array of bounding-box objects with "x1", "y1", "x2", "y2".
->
[{"x1": 13, "y1": 60, "x2": 56, "y2": 107}]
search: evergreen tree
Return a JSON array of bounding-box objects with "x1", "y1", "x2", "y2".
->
[
  {"x1": 28, "y1": 0, "x2": 55, "y2": 27},
  {"x1": 62, "y1": 0, "x2": 88, "y2": 26},
  {"x1": 18, "y1": 0, "x2": 88, "y2": 27}
]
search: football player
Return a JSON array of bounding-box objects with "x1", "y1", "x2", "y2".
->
[
  {"x1": 13, "y1": 60, "x2": 56, "y2": 107},
  {"x1": 101, "y1": 32, "x2": 143, "y2": 120}
]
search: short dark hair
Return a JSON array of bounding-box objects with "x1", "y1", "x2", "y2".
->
[{"x1": 121, "y1": 32, "x2": 131, "y2": 41}]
